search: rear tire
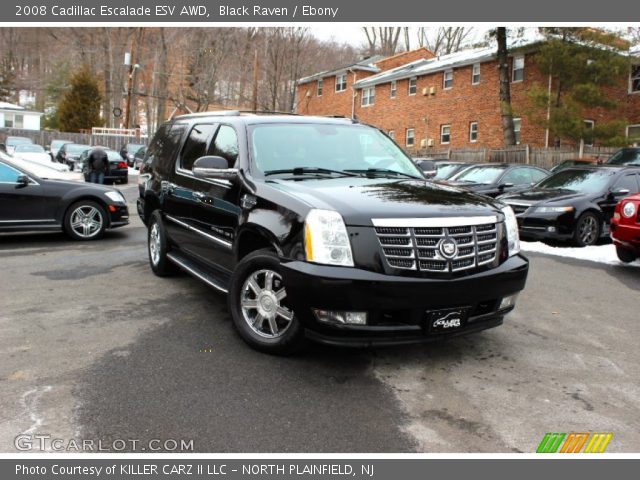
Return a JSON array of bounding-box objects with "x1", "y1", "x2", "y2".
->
[
  {"x1": 615, "y1": 246, "x2": 637, "y2": 263},
  {"x1": 228, "y1": 249, "x2": 305, "y2": 355},
  {"x1": 573, "y1": 212, "x2": 601, "y2": 247},
  {"x1": 147, "y1": 211, "x2": 179, "y2": 276}
]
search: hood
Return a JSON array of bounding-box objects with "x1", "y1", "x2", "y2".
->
[
  {"x1": 500, "y1": 188, "x2": 588, "y2": 205},
  {"x1": 266, "y1": 177, "x2": 502, "y2": 226},
  {"x1": 14, "y1": 152, "x2": 51, "y2": 163}
]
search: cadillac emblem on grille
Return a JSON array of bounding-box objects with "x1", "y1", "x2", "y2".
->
[{"x1": 438, "y1": 237, "x2": 458, "y2": 259}]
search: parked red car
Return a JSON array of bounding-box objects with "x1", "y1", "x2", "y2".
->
[{"x1": 610, "y1": 194, "x2": 640, "y2": 263}]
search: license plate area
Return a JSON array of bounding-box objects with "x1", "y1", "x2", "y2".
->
[{"x1": 426, "y1": 307, "x2": 471, "y2": 334}]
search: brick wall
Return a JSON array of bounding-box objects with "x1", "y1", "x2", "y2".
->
[
  {"x1": 296, "y1": 50, "x2": 640, "y2": 151},
  {"x1": 374, "y1": 47, "x2": 434, "y2": 71}
]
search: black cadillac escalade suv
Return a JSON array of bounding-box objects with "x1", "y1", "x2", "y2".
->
[{"x1": 137, "y1": 112, "x2": 528, "y2": 354}]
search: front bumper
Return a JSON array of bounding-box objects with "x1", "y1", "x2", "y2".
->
[
  {"x1": 280, "y1": 254, "x2": 529, "y2": 346},
  {"x1": 517, "y1": 212, "x2": 576, "y2": 241},
  {"x1": 610, "y1": 220, "x2": 640, "y2": 253},
  {"x1": 108, "y1": 204, "x2": 129, "y2": 229}
]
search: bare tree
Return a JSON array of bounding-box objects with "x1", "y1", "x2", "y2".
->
[
  {"x1": 496, "y1": 27, "x2": 516, "y2": 146},
  {"x1": 362, "y1": 27, "x2": 403, "y2": 56},
  {"x1": 417, "y1": 27, "x2": 474, "y2": 55}
]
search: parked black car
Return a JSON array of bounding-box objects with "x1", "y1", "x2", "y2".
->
[
  {"x1": 138, "y1": 112, "x2": 528, "y2": 354},
  {"x1": 0, "y1": 157, "x2": 129, "y2": 240},
  {"x1": 56, "y1": 143, "x2": 91, "y2": 170},
  {"x1": 120, "y1": 143, "x2": 146, "y2": 167},
  {"x1": 606, "y1": 147, "x2": 640, "y2": 166},
  {"x1": 500, "y1": 165, "x2": 640, "y2": 246},
  {"x1": 446, "y1": 163, "x2": 550, "y2": 197},
  {"x1": 48, "y1": 140, "x2": 71, "y2": 162},
  {"x1": 78, "y1": 147, "x2": 129, "y2": 184},
  {"x1": 414, "y1": 158, "x2": 437, "y2": 178},
  {"x1": 433, "y1": 161, "x2": 475, "y2": 180},
  {"x1": 133, "y1": 146, "x2": 147, "y2": 170}
]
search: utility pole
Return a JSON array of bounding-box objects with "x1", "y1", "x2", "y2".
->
[
  {"x1": 252, "y1": 49, "x2": 259, "y2": 111},
  {"x1": 124, "y1": 28, "x2": 143, "y2": 129}
]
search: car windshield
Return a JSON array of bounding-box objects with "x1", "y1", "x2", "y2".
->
[
  {"x1": 249, "y1": 123, "x2": 422, "y2": 178},
  {"x1": 434, "y1": 164, "x2": 462, "y2": 179},
  {"x1": 66, "y1": 144, "x2": 91, "y2": 155},
  {"x1": 14, "y1": 144, "x2": 45, "y2": 153},
  {"x1": 536, "y1": 168, "x2": 615, "y2": 193},
  {"x1": 451, "y1": 165, "x2": 506, "y2": 184},
  {"x1": 7, "y1": 137, "x2": 32, "y2": 147},
  {"x1": 51, "y1": 140, "x2": 69, "y2": 149},
  {"x1": 106, "y1": 150, "x2": 122, "y2": 161},
  {"x1": 607, "y1": 148, "x2": 640, "y2": 165}
]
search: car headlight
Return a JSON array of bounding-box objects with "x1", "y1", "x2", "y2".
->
[
  {"x1": 304, "y1": 209, "x2": 354, "y2": 267},
  {"x1": 622, "y1": 202, "x2": 637, "y2": 218},
  {"x1": 533, "y1": 206, "x2": 574, "y2": 213},
  {"x1": 104, "y1": 191, "x2": 126, "y2": 204},
  {"x1": 501, "y1": 205, "x2": 520, "y2": 257}
]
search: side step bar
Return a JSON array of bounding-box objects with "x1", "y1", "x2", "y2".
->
[{"x1": 166, "y1": 251, "x2": 229, "y2": 294}]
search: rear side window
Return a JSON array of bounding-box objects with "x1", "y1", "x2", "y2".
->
[
  {"x1": 613, "y1": 174, "x2": 640, "y2": 193},
  {"x1": 147, "y1": 123, "x2": 186, "y2": 174},
  {"x1": 180, "y1": 124, "x2": 216, "y2": 171},
  {"x1": 208, "y1": 125, "x2": 239, "y2": 167}
]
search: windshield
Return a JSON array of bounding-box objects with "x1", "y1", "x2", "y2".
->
[
  {"x1": 607, "y1": 148, "x2": 640, "y2": 166},
  {"x1": 451, "y1": 165, "x2": 506, "y2": 184},
  {"x1": 66, "y1": 144, "x2": 91, "y2": 155},
  {"x1": 51, "y1": 140, "x2": 69, "y2": 149},
  {"x1": 14, "y1": 144, "x2": 45, "y2": 153},
  {"x1": 536, "y1": 168, "x2": 615, "y2": 193},
  {"x1": 7, "y1": 137, "x2": 32, "y2": 147},
  {"x1": 249, "y1": 123, "x2": 422, "y2": 178},
  {"x1": 434, "y1": 164, "x2": 462, "y2": 179},
  {"x1": 106, "y1": 150, "x2": 122, "y2": 161}
]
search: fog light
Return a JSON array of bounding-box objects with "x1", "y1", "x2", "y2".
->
[
  {"x1": 547, "y1": 226, "x2": 556, "y2": 233},
  {"x1": 313, "y1": 309, "x2": 367, "y2": 325},
  {"x1": 499, "y1": 294, "x2": 518, "y2": 310}
]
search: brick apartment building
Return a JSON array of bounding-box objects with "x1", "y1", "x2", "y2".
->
[{"x1": 296, "y1": 39, "x2": 640, "y2": 152}]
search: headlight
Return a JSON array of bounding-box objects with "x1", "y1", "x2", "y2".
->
[
  {"x1": 533, "y1": 206, "x2": 574, "y2": 213},
  {"x1": 104, "y1": 191, "x2": 126, "y2": 204},
  {"x1": 501, "y1": 205, "x2": 520, "y2": 257},
  {"x1": 622, "y1": 202, "x2": 636, "y2": 218},
  {"x1": 304, "y1": 209, "x2": 354, "y2": 267}
]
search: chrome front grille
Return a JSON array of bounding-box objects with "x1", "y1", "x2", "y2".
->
[{"x1": 374, "y1": 221, "x2": 499, "y2": 273}]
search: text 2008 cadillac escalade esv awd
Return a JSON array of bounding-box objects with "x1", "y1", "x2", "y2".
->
[{"x1": 137, "y1": 112, "x2": 528, "y2": 354}]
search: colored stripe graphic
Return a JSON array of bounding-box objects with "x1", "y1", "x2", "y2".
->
[
  {"x1": 538, "y1": 432, "x2": 613, "y2": 453},
  {"x1": 584, "y1": 433, "x2": 613, "y2": 453},
  {"x1": 537, "y1": 433, "x2": 566, "y2": 453},
  {"x1": 560, "y1": 433, "x2": 589, "y2": 453}
]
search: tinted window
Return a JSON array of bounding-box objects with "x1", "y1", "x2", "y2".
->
[
  {"x1": 608, "y1": 148, "x2": 640, "y2": 166},
  {"x1": 147, "y1": 123, "x2": 187, "y2": 174},
  {"x1": 208, "y1": 125, "x2": 239, "y2": 167},
  {"x1": 0, "y1": 162, "x2": 21, "y2": 183},
  {"x1": 453, "y1": 166, "x2": 507, "y2": 184},
  {"x1": 502, "y1": 167, "x2": 534, "y2": 185},
  {"x1": 529, "y1": 168, "x2": 548, "y2": 183},
  {"x1": 181, "y1": 124, "x2": 216, "y2": 171},
  {"x1": 537, "y1": 169, "x2": 615, "y2": 193},
  {"x1": 434, "y1": 163, "x2": 461, "y2": 179},
  {"x1": 613, "y1": 174, "x2": 640, "y2": 193}
]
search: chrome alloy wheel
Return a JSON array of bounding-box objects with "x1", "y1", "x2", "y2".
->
[
  {"x1": 149, "y1": 222, "x2": 161, "y2": 266},
  {"x1": 240, "y1": 269, "x2": 294, "y2": 338},
  {"x1": 578, "y1": 215, "x2": 598, "y2": 245},
  {"x1": 69, "y1": 205, "x2": 103, "y2": 239}
]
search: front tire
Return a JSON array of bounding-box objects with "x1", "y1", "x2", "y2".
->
[
  {"x1": 64, "y1": 201, "x2": 107, "y2": 241},
  {"x1": 147, "y1": 211, "x2": 179, "y2": 276},
  {"x1": 228, "y1": 249, "x2": 305, "y2": 355},
  {"x1": 616, "y1": 246, "x2": 637, "y2": 263},
  {"x1": 573, "y1": 212, "x2": 601, "y2": 247}
]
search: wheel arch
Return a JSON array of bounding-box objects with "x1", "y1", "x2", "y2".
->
[{"x1": 235, "y1": 224, "x2": 283, "y2": 262}]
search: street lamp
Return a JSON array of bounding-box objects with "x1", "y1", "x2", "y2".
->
[{"x1": 123, "y1": 52, "x2": 141, "y2": 130}]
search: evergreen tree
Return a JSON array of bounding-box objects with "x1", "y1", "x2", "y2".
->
[
  {"x1": 527, "y1": 28, "x2": 630, "y2": 146},
  {"x1": 57, "y1": 66, "x2": 102, "y2": 132}
]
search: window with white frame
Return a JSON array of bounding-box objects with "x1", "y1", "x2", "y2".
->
[
  {"x1": 627, "y1": 125, "x2": 640, "y2": 144},
  {"x1": 469, "y1": 122, "x2": 478, "y2": 143},
  {"x1": 443, "y1": 70, "x2": 453, "y2": 89},
  {"x1": 471, "y1": 63, "x2": 481, "y2": 85},
  {"x1": 317, "y1": 79, "x2": 323, "y2": 96},
  {"x1": 440, "y1": 124, "x2": 451, "y2": 144},
  {"x1": 406, "y1": 128, "x2": 415, "y2": 147},
  {"x1": 583, "y1": 119, "x2": 595, "y2": 147},
  {"x1": 390, "y1": 80, "x2": 397, "y2": 98},
  {"x1": 408, "y1": 77, "x2": 417, "y2": 95},
  {"x1": 335, "y1": 73, "x2": 347, "y2": 92},
  {"x1": 3, "y1": 114, "x2": 24, "y2": 128},
  {"x1": 630, "y1": 65, "x2": 640, "y2": 93},
  {"x1": 388, "y1": 130, "x2": 395, "y2": 140},
  {"x1": 512, "y1": 56, "x2": 525, "y2": 82},
  {"x1": 361, "y1": 87, "x2": 375, "y2": 107},
  {"x1": 513, "y1": 118, "x2": 522, "y2": 145}
]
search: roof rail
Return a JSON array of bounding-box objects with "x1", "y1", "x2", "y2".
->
[{"x1": 238, "y1": 110, "x2": 299, "y2": 116}]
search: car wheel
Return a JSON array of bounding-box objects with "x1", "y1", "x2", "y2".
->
[
  {"x1": 147, "y1": 211, "x2": 179, "y2": 276},
  {"x1": 615, "y1": 246, "x2": 637, "y2": 263},
  {"x1": 64, "y1": 201, "x2": 107, "y2": 241},
  {"x1": 228, "y1": 249, "x2": 305, "y2": 355},
  {"x1": 573, "y1": 212, "x2": 601, "y2": 247}
]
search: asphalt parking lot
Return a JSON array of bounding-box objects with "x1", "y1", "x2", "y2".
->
[{"x1": 1, "y1": 179, "x2": 639, "y2": 453}]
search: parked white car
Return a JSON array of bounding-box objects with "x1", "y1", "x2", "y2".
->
[{"x1": 11, "y1": 144, "x2": 71, "y2": 172}]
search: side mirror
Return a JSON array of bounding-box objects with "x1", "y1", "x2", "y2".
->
[
  {"x1": 499, "y1": 182, "x2": 514, "y2": 190},
  {"x1": 611, "y1": 188, "x2": 630, "y2": 199},
  {"x1": 192, "y1": 156, "x2": 238, "y2": 181},
  {"x1": 16, "y1": 174, "x2": 29, "y2": 188}
]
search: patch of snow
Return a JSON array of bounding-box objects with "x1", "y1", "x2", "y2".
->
[{"x1": 520, "y1": 241, "x2": 639, "y2": 268}]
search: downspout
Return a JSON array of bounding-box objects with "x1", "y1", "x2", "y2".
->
[{"x1": 349, "y1": 68, "x2": 356, "y2": 120}]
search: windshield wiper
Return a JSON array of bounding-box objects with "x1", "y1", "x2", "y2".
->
[
  {"x1": 264, "y1": 167, "x2": 357, "y2": 177},
  {"x1": 345, "y1": 168, "x2": 421, "y2": 179}
]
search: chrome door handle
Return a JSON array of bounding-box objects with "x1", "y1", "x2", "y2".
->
[
  {"x1": 193, "y1": 191, "x2": 206, "y2": 201},
  {"x1": 161, "y1": 181, "x2": 176, "y2": 194}
]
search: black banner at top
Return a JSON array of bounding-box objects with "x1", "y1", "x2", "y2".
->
[{"x1": 4, "y1": 0, "x2": 638, "y2": 22}]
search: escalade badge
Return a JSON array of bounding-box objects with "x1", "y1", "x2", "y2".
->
[{"x1": 439, "y1": 238, "x2": 458, "y2": 259}]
